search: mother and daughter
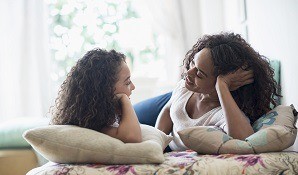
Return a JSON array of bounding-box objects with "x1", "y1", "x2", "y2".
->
[{"x1": 50, "y1": 32, "x2": 280, "y2": 151}]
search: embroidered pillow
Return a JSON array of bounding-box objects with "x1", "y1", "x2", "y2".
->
[{"x1": 178, "y1": 105, "x2": 297, "y2": 154}]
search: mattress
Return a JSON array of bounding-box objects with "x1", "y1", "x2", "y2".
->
[{"x1": 27, "y1": 150, "x2": 298, "y2": 175}]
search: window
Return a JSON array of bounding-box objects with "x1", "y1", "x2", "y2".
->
[{"x1": 47, "y1": 0, "x2": 167, "y2": 97}]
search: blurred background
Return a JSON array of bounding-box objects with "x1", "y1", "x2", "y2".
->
[{"x1": 0, "y1": 0, "x2": 298, "y2": 122}]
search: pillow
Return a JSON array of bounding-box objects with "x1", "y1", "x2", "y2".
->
[
  {"x1": 23, "y1": 124, "x2": 172, "y2": 164},
  {"x1": 178, "y1": 105, "x2": 297, "y2": 154},
  {"x1": 140, "y1": 124, "x2": 172, "y2": 150},
  {"x1": 0, "y1": 117, "x2": 50, "y2": 148},
  {"x1": 178, "y1": 126, "x2": 255, "y2": 154}
]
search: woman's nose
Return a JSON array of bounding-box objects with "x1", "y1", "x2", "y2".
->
[{"x1": 187, "y1": 67, "x2": 197, "y2": 76}]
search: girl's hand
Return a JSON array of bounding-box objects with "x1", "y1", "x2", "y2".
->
[
  {"x1": 216, "y1": 68, "x2": 254, "y2": 91},
  {"x1": 115, "y1": 93, "x2": 129, "y2": 102},
  {"x1": 103, "y1": 93, "x2": 141, "y2": 143}
]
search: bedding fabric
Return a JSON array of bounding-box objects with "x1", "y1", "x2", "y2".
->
[{"x1": 27, "y1": 150, "x2": 298, "y2": 175}]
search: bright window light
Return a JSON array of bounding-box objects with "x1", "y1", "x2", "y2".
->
[{"x1": 47, "y1": 0, "x2": 166, "y2": 90}]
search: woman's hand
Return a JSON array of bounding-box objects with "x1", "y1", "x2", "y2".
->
[
  {"x1": 216, "y1": 68, "x2": 254, "y2": 91},
  {"x1": 215, "y1": 68, "x2": 255, "y2": 140}
]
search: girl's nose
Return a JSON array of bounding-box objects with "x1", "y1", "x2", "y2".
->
[{"x1": 131, "y1": 82, "x2": 136, "y2": 91}]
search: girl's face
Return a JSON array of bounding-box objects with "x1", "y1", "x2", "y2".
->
[
  {"x1": 185, "y1": 48, "x2": 217, "y2": 94},
  {"x1": 114, "y1": 61, "x2": 135, "y2": 97}
]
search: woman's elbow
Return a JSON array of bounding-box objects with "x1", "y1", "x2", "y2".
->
[{"x1": 230, "y1": 131, "x2": 254, "y2": 140}]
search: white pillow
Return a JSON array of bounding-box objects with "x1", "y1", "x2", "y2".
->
[
  {"x1": 140, "y1": 124, "x2": 172, "y2": 150},
  {"x1": 23, "y1": 124, "x2": 172, "y2": 164}
]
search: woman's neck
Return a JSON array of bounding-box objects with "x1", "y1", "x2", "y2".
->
[{"x1": 196, "y1": 93, "x2": 220, "y2": 106}]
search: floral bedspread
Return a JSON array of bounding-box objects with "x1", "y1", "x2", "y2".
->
[{"x1": 27, "y1": 150, "x2": 298, "y2": 175}]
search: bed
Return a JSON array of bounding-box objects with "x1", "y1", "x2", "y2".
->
[
  {"x1": 27, "y1": 150, "x2": 298, "y2": 175},
  {"x1": 15, "y1": 60, "x2": 298, "y2": 174}
]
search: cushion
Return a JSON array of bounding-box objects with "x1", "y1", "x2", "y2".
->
[
  {"x1": 23, "y1": 124, "x2": 173, "y2": 164},
  {"x1": 134, "y1": 92, "x2": 172, "y2": 126},
  {"x1": 178, "y1": 105, "x2": 297, "y2": 154},
  {"x1": 0, "y1": 117, "x2": 50, "y2": 148}
]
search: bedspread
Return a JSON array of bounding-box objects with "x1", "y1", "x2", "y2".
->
[{"x1": 27, "y1": 150, "x2": 298, "y2": 175}]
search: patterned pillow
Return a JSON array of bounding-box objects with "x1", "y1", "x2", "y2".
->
[
  {"x1": 178, "y1": 105, "x2": 297, "y2": 154},
  {"x1": 23, "y1": 124, "x2": 172, "y2": 164}
]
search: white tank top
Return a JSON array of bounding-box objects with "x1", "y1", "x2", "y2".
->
[{"x1": 169, "y1": 80, "x2": 227, "y2": 151}]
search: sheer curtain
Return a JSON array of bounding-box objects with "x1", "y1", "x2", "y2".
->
[
  {"x1": 0, "y1": 0, "x2": 52, "y2": 121},
  {"x1": 132, "y1": 0, "x2": 202, "y2": 99}
]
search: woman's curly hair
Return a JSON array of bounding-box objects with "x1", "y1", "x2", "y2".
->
[
  {"x1": 50, "y1": 48, "x2": 126, "y2": 132},
  {"x1": 183, "y1": 32, "x2": 281, "y2": 123}
]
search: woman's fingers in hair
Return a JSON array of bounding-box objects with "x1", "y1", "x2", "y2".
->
[
  {"x1": 225, "y1": 68, "x2": 254, "y2": 91},
  {"x1": 242, "y1": 78, "x2": 254, "y2": 86},
  {"x1": 237, "y1": 69, "x2": 254, "y2": 86},
  {"x1": 237, "y1": 68, "x2": 253, "y2": 77},
  {"x1": 232, "y1": 77, "x2": 254, "y2": 90},
  {"x1": 240, "y1": 72, "x2": 254, "y2": 81},
  {"x1": 234, "y1": 68, "x2": 254, "y2": 80}
]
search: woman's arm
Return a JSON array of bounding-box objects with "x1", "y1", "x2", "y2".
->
[
  {"x1": 155, "y1": 100, "x2": 173, "y2": 135},
  {"x1": 102, "y1": 94, "x2": 142, "y2": 143},
  {"x1": 216, "y1": 69, "x2": 254, "y2": 140}
]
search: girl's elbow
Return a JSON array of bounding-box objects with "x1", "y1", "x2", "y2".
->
[{"x1": 123, "y1": 133, "x2": 142, "y2": 143}]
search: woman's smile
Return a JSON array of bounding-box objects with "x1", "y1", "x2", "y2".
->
[{"x1": 185, "y1": 76, "x2": 194, "y2": 86}]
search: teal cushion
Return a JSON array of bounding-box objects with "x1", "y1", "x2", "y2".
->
[
  {"x1": 269, "y1": 59, "x2": 281, "y2": 105},
  {"x1": 269, "y1": 59, "x2": 280, "y2": 86},
  {"x1": 0, "y1": 117, "x2": 49, "y2": 148}
]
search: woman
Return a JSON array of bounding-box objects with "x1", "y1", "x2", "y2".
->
[
  {"x1": 155, "y1": 32, "x2": 281, "y2": 151},
  {"x1": 50, "y1": 48, "x2": 142, "y2": 143}
]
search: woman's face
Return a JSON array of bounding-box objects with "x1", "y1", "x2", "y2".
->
[
  {"x1": 114, "y1": 61, "x2": 135, "y2": 97},
  {"x1": 185, "y1": 48, "x2": 217, "y2": 94}
]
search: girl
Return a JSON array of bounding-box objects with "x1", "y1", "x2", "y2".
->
[{"x1": 51, "y1": 48, "x2": 142, "y2": 143}]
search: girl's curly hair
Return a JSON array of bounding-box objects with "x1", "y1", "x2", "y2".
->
[
  {"x1": 183, "y1": 32, "x2": 281, "y2": 123},
  {"x1": 50, "y1": 48, "x2": 126, "y2": 132}
]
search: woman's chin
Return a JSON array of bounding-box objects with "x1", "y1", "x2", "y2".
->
[{"x1": 185, "y1": 84, "x2": 195, "y2": 92}]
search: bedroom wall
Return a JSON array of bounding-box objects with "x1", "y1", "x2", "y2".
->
[{"x1": 245, "y1": 0, "x2": 298, "y2": 108}]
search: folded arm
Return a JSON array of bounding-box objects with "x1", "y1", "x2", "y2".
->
[{"x1": 102, "y1": 94, "x2": 142, "y2": 143}]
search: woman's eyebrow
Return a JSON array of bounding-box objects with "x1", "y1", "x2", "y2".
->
[
  {"x1": 191, "y1": 59, "x2": 207, "y2": 77},
  {"x1": 197, "y1": 68, "x2": 208, "y2": 77}
]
